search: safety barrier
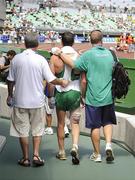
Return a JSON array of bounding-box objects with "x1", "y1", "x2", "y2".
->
[
  {"x1": 0, "y1": 83, "x2": 135, "y2": 155},
  {"x1": 103, "y1": 37, "x2": 117, "y2": 43}
]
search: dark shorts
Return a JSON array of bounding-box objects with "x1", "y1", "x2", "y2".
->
[{"x1": 85, "y1": 104, "x2": 116, "y2": 129}]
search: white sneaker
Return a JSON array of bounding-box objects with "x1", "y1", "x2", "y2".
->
[
  {"x1": 105, "y1": 146, "x2": 114, "y2": 163},
  {"x1": 90, "y1": 152, "x2": 102, "y2": 162},
  {"x1": 44, "y1": 127, "x2": 53, "y2": 135},
  {"x1": 64, "y1": 124, "x2": 69, "y2": 137}
]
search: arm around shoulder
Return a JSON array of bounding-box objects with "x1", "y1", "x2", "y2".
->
[{"x1": 59, "y1": 53, "x2": 75, "y2": 68}]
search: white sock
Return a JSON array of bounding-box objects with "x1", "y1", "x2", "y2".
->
[
  {"x1": 73, "y1": 144, "x2": 78, "y2": 149},
  {"x1": 106, "y1": 143, "x2": 112, "y2": 149},
  {"x1": 59, "y1": 150, "x2": 65, "y2": 154}
]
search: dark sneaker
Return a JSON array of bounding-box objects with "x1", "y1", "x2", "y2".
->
[
  {"x1": 106, "y1": 148, "x2": 114, "y2": 163},
  {"x1": 70, "y1": 147, "x2": 80, "y2": 165}
]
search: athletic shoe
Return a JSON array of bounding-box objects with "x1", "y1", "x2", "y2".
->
[
  {"x1": 70, "y1": 146, "x2": 80, "y2": 165},
  {"x1": 105, "y1": 147, "x2": 114, "y2": 163},
  {"x1": 44, "y1": 127, "x2": 53, "y2": 135},
  {"x1": 64, "y1": 125, "x2": 69, "y2": 138},
  {"x1": 90, "y1": 152, "x2": 102, "y2": 162},
  {"x1": 56, "y1": 152, "x2": 67, "y2": 160}
]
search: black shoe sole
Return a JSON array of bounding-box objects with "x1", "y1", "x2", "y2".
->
[
  {"x1": 65, "y1": 133, "x2": 69, "y2": 138},
  {"x1": 71, "y1": 150, "x2": 80, "y2": 165},
  {"x1": 106, "y1": 149, "x2": 114, "y2": 163},
  {"x1": 32, "y1": 160, "x2": 44, "y2": 167}
]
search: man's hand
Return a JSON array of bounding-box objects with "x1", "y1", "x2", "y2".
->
[
  {"x1": 80, "y1": 96, "x2": 85, "y2": 108},
  {"x1": 7, "y1": 96, "x2": 14, "y2": 107},
  {"x1": 61, "y1": 79, "x2": 69, "y2": 88},
  {"x1": 48, "y1": 97, "x2": 55, "y2": 109},
  {"x1": 51, "y1": 47, "x2": 61, "y2": 56}
]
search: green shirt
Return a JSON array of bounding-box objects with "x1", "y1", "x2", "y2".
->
[{"x1": 74, "y1": 46, "x2": 114, "y2": 107}]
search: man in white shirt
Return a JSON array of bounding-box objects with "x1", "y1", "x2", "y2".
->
[
  {"x1": 0, "y1": 50, "x2": 16, "y2": 82},
  {"x1": 7, "y1": 32, "x2": 68, "y2": 167}
]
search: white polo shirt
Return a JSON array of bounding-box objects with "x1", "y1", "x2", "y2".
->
[{"x1": 7, "y1": 49, "x2": 56, "y2": 108}]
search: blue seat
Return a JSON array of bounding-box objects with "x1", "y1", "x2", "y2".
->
[
  {"x1": 38, "y1": 35, "x2": 45, "y2": 43},
  {"x1": 1, "y1": 35, "x2": 9, "y2": 43}
]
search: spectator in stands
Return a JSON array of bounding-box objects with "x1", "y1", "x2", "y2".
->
[
  {"x1": 126, "y1": 33, "x2": 133, "y2": 52},
  {"x1": 6, "y1": 32, "x2": 69, "y2": 167},
  {"x1": 0, "y1": 50, "x2": 16, "y2": 82},
  {"x1": 54, "y1": 30, "x2": 116, "y2": 163}
]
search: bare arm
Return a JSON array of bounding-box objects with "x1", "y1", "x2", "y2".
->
[
  {"x1": 7, "y1": 80, "x2": 15, "y2": 106},
  {"x1": 81, "y1": 72, "x2": 87, "y2": 98},
  {"x1": 0, "y1": 64, "x2": 10, "y2": 71},
  {"x1": 60, "y1": 53, "x2": 74, "y2": 68},
  {"x1": 48, "y1": 55, "x2": 69, "y2": 96},
  {"x1": 53, "y1": 49, "x2": 75, "y2": 69},
  {"x1": 50, "y1": 78, "x2": 68, "y2": 87},
  {"x1": 7, "y1": 80, "x2": 14, "y2": 97}
]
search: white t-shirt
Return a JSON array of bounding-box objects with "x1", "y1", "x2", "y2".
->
[
  {"x1": 7, "y1": 49, "x2": 56, "y2": 108},
  {"x1": 56, "y1": 46, "x2": 80, "y2": 92}
]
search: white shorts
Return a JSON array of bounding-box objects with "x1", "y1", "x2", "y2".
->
[
  {"x1": 44, "y1": 96, "x2": 54, "y2": 115},
  {"x1": 10, "y1": 106, "x2": 45, "y2": 137}
]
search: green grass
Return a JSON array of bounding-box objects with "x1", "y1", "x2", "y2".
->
[
  {"x1": 0, "y1": 45, "x2": 21, "y2": 54},
  {"x1": 0, "y1": 46, "x2": 51, "y2": 60},
  {"x1": 36, "y1": 50, "x2": 51, "y2": 60},
  {"x1": 119, "y1": 58, "x2": 135, "y2": 69},
  {"x1": 115, "y1": 59, "x2": 135, "y2": 114}
]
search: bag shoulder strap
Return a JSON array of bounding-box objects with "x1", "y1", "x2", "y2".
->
[{"x1": 109, "y1": 49, "x2": 118, "y2": 62}]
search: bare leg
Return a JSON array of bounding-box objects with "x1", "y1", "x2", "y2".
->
[
  {"x1": 32, "y1": 136, "x2": 44, "y2": 166},
  {"x1": 103, "y1": 124, "x2": 114, "y2": 162},
  {"x1": 91, "y1": 128, "x2": 100, "y2": 154},
  {"x1": 70, "y1": 119, "x2": 80, "y2": 165},
  {"x1": 46, "y1": 113, "x2": 52, "y2": 127},
  {"x1": 18, "y1": 137, "x2": 30, "y2": 166},
  {"x1": 71, "y1": 121, "x2": 80, "y2": 146},
  {"x1": 19, "y1": 137, "x2": 29, "y2": 159},
  {"x1": 103, "y1": 124, "x2": 113, "y2": 144},
  {"x1": 56, "y1": 109, "x2": 66, "y2": 152},
  {"x1": 33, "y1": 136, "x2": 42, "y2": 157}
]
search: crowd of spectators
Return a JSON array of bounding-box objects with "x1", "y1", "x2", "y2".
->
[
  {"x1": 0, "y1": 0, "x2": 135, "y2": 48},
  {"x1": 3, "y1": 1, "x2": 135, "y2": 34}
]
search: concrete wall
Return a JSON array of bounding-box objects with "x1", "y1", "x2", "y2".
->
[
  {"x1": 0, "y1": 83, "x2": 135, "y2": 154},
  {"x1": 0, "y1": 83, "x2": 12, "y2": 118}
]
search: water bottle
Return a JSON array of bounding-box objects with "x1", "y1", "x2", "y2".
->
[{"x1": 49, "y1": 97, "x2": 55, "y2": 109}]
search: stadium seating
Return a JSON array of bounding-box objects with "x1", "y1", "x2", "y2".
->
[{"x1": 5, "y1": 5, "x2": 134, "y2": 35}]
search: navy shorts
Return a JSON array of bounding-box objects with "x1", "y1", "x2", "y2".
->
[{"x1": 85, "y1": 104, "x2": 116, "y2": 129}]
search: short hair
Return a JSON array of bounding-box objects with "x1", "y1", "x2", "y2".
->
[
  {"x1": 24, "y1": 32, "x2": 39, "y2": 48},
  {"x1": 90, "y1": 30, "x2": 103, "y2": 44},
  {"x1": 7, "y1": 50, "x2": 16, "y2": 57},
  {"x1": 61, "y1": 31, "x2": 75, "y2": 46}
]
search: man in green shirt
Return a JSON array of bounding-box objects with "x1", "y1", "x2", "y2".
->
[{"x1": 54, "y1": 30, "x2": 116, "y2": 163}]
